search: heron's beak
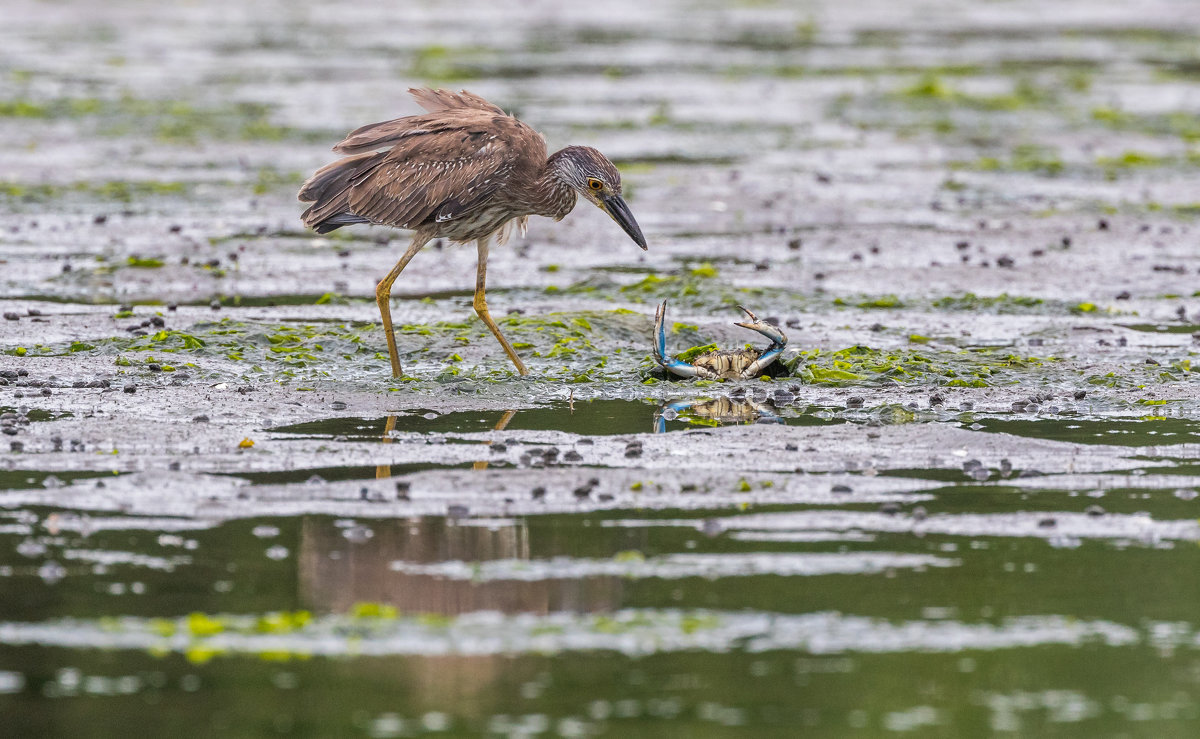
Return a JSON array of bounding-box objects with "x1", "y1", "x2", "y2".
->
[{"x1": 600, "y1": 194, "x2": 648, "y2": 250}]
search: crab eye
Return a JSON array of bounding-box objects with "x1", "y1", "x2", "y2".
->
[{"x1": 587, "y1": 178, "x2": 604, "y2": 191}]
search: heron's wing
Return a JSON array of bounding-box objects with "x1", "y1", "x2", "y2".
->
[
  {"x1": 346, "y1": 115, "x2": 532, "y2": 230},
  {"x1": 407, "y1": 87, "x2": 506, "y2": 115},
  {"x1": 333, "y1": 105, "x2": 501, "y2": 155}
]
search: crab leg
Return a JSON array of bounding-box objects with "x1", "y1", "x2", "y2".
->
[
  {"x1": 653, "y1": 300, "x2": 708, "y2": 378},
  {"x1": 733, "y1": 305, "x2": 788, "y2": 378}
]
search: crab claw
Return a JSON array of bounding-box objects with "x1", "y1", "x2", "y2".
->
[
  {"x1": 653, "y1": 399, "x2": 695, "y2": 433},
  {"x1": 653, "y1": 300, "x2": 704, "y2": 378},
  {"x1": 733, "y1": 305, "x2": 787, "y2": 378}
]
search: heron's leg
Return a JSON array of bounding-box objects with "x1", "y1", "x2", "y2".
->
[
  {"x1": 376, "y1": 234, "x2": 429, "y2": 378},
  {"x1": 474, "y1": 238, "x2": 529, "y2": 376},
  {"x1": 473, "y1": 409, "x2": 518, "y2": 470},
  {"x1": 375, "y1": 414, "x2": 397, "y2": 479}
]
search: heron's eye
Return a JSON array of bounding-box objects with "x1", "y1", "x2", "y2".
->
[{"x1": 587, "y1": 178, "x2": 604, "y2": 191}]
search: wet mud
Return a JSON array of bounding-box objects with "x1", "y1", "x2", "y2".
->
[{"x1": 3, "y1": 0, "x2": 1200, "y2": 735}]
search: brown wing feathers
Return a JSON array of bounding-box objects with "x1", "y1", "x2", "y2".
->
[{"x1": 298, "y1": 88, "x2": 528, "y2": 234}]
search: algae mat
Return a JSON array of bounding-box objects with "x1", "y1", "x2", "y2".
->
[{"x1": 3, "y1": 0, "x2": 1200, "y2": 735}]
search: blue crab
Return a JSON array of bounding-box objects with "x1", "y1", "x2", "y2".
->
[{"x1": 652, "y1": 300, "x2": 788, "y2": 379}]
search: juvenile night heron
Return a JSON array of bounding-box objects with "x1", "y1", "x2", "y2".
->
[{"x1": 298, "y1": 87, "x2": 648, "y2": 377}]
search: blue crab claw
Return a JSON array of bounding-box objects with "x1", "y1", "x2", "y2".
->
[
  {"x1": 653, "y1": 399, "x2": 695, "y2": 433},
  {"x1": 733, "y1": 305, "x2": 787, "y2": 378},
  {"x1": 653, "y1": 300, "x2": 703, "y2": 379}
]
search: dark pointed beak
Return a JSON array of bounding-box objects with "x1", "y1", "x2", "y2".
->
[{"x1": 601, "y1": 194, "x2": 648, "y2": 250}]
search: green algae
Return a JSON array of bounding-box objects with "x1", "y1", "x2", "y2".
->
[
  {"x1": 896, "y1": 74, "x2": 1055, "y2": 112},
  {"x1": 0, "y1": 179, "x2": 187, "y2": 203},
  {"x1": 790, "y1": 345, "x2": 1059, "y2": 388},
  {"x1": 956, "y1": 144, "x2": 1066, "y2": 176},
  {"x1": 931, "y1": 293, "x2": 1045, "y2": 314},
  {"x1": 0, "y1": 94, "x2": 327, "y2": 143}
]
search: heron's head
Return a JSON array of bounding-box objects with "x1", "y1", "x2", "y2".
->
[{"x1": 551, "y1": 146, "x2": 647, "y2": 250}]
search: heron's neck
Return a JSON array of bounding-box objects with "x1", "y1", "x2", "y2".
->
[{"x1": 530, "y1": 149, "x2": 579, "y2": 220}]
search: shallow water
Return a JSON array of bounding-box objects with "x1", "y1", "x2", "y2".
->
[{"x1": 4, "y1": 0, "x2": 1200, "y2": 735}]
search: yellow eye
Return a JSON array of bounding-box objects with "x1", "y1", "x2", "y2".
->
[{"x1": 587, "y1": 178, "x2": 604, "y2": 191}]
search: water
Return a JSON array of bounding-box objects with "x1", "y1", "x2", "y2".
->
[{"x1": 4, "y1": 0, "x2": 1200, "y2": 735}]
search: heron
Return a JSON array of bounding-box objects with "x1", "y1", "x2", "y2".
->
[{"x1": 298, "y1": 87, "x2": 648, "y2": 378}]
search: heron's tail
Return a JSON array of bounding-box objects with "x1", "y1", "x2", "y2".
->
[{"x1": 298, "y1": 152, "x2": 382, "y2": 233}]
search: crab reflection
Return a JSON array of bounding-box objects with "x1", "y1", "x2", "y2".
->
[{"x1": 654, "y1": 396, "x2": 782, "y2": 433}]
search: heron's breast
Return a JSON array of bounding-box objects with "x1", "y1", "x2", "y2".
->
[{"x1": 435, "y1": 206, "x2": 517, "y2": 242}]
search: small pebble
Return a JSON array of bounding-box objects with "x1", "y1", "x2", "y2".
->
[{"x1": 123, "y1": 383, "x2": 136, "y2": 394}]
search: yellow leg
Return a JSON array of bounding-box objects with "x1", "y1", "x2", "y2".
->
[
  {"x1": 472, "y1": 409, "x2": 518, "y2": 470},
  {"x1": 376, "y1": 414, "x2": 397, "y2": 479},
  {"x1": 376, "y1": 235, "x2": 430, "y2": 378},
  {"x1": 474, "y1": 238, "x2": 528, "y2": 376}
]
